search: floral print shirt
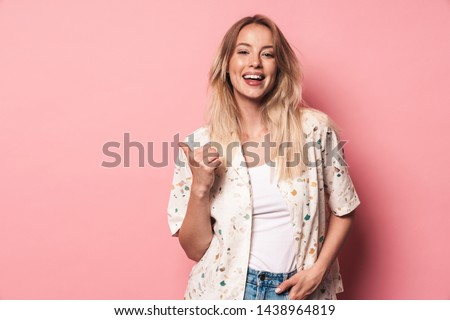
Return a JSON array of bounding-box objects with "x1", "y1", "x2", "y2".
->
[{"x1": 167, "y1": 109, "x2": 361, "y2": 299}]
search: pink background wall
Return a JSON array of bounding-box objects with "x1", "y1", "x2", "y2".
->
[{"x1": 1, "y1": 0, "x2": 449, "y2": 299}]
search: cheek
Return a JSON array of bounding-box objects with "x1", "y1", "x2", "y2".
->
[
  {"x1": 230, "y1": 56, "x2": 247, "y2": 70},
  {"x1": 228, "y1": 72, "x2": 241, "y2": 89},
  {"x1": 267, "y1": 66, "x2": 278, "y2": 84},
  {"x1": 267, "y1": 69, "x2": 278, "y2": 91},
  {"x1": 267, "y1": 63, "x2": 277, "y2": 76}
]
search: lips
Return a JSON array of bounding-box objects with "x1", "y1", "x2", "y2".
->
[{"x1": 242, "y1": 72, "x2": 265, "y2": 86}]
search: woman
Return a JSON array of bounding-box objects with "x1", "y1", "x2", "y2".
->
[{"x1": 168, "y1": 14, "x2": 360, "y2": 300}]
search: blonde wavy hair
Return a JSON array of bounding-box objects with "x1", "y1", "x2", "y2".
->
[{"x1": 206, "y1": 14, "x2": 329, "y2": 181}]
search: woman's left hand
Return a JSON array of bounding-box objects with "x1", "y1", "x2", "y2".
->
[{"x1": 276, "y1": 264, "x2": 327, "y2": 300}]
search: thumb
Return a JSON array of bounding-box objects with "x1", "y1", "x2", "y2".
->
[
  {"x1": 275, "y1": 278, "x2": 293, "y2": 295},
  {"x1": 178, "y1": 142, "x2": 191, "y2": 159}
]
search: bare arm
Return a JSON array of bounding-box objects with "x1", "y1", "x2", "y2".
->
[
  {"x1": 314, "y1": 210, "x2": 355, "y2": 274},
  {"x1": 178, "y1": 184, "x2": 214, "y2": 261}
]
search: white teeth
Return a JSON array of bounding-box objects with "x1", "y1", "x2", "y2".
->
[{"x1": 243, "y1": 74, "x2": 263, "y2": 80}]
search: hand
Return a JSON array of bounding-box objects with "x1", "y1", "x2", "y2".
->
[
  {"x1": 179, "y1": 142, "x2": 222, "y2": 194},
  {"x1": 276, "y1": 264, "x2": 327, "y2": 300}
]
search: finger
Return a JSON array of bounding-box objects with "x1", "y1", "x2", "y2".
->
[
  {"x1": 208, "y1": 146, "x2": 218, "y2": 153},
  {"x1": 202, "y1": 143, "x2": 221, "y2": 156},
  {"x1": 206, "y1": 150, "x2": 220, "y2": 158},
  {"x1": 208, "y1": 158, "x2": 222, "y2": 169},
  {"x1": 288, "y1": 286, "x2": 304, "y2": 300},
  {"x1": 194, "y1": 152, "x2": 217, "y2": 166},
  {"x1": 178, "y1": 142, "x2": 198, "y2": 166},
  {"x1": 205, "y1": 154, "x2": 219, "y2": 163},
  {"x1": 178, "y1": 142, "x2": 191, "y2": 158},
  {"x1": 201, "y1": 147, "x2": 220, "y2": 160},
  {"x1": 275, "y1": 279, "x2": 293, "y2": 294},
  {"x1": 293, "y1": 292, "x2": 308, "y2": 300}
]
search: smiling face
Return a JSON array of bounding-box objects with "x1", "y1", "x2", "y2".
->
[{"x1": 227, "y1": 23, "x2": 277, "y2": 107}]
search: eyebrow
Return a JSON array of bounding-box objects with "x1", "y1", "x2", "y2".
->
[{"x1": 236, "y1": 43, "x2": 274, "y2": 50}]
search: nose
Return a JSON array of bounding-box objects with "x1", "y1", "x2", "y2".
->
[{"x1": 249, "y1": 54, "x2": 262, "y2": 68}]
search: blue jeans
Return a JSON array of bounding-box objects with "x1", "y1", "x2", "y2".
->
[{"x1": 243, "y1": 267, "x2": 297, "y2": 300}]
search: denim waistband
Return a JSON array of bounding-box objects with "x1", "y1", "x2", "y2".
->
[{"x1": 246, "y1": 267, "x2": 297, "y2": 288}]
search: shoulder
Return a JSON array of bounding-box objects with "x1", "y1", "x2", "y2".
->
[{"x1": 301, "y1": 107, "x2": 333, "y2": 137}]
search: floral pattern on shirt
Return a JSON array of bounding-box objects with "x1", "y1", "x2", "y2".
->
[{"x1": 167, "y1": 109, "x2": 360, "y2": 300}]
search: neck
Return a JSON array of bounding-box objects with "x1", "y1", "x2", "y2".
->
[{"x1": 235, "y1": 97, "x2": 269, "y2": 141}]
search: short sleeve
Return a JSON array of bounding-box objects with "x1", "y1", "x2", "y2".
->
[
  {"x1": 322, "y1": 127, "x2": 360, "y2": 216},
  {"x1": 167, "y1": 146, "x2": 193, "y2": 236}
]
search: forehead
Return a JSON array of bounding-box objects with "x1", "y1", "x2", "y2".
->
[{"x1": 236, "y1": 23, "x2": 273, "y2": 45}]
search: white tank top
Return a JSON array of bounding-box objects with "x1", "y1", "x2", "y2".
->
[{"x1": 247, "y1": 163, "x2": 297, "y2": 273}]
